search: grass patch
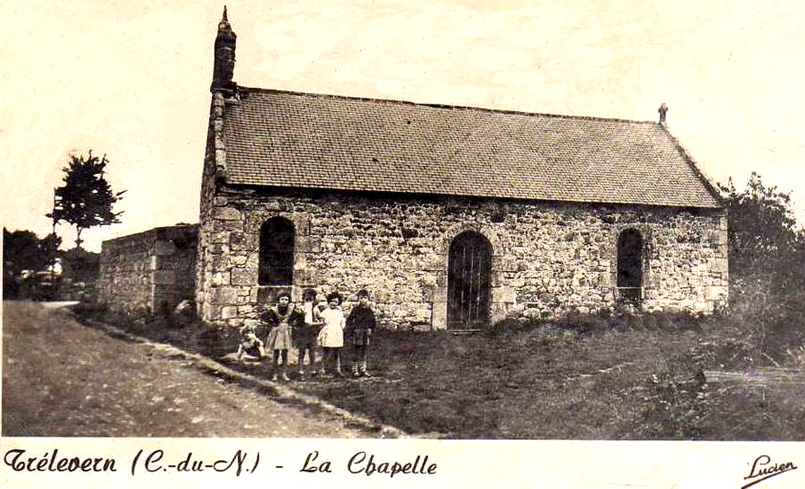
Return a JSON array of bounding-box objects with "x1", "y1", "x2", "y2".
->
[{"x1": 74, "y1": 304, "x2": 805, "y2": 440}]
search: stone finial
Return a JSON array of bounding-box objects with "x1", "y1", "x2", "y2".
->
[
  {"x1": 211, "y1": 6, "x2": 238, "y2": 96},
  {"x1": 216, "y1": 6, "x2": 235, "y2": 42},
  {"x1": 218, "y1": 6, "x2": 233, "y2": 31},
  {"x1": 658, "y1": 103, "x2": 668, "y2": 124}
]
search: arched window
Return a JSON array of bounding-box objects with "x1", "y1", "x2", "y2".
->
[
  {"x1": 617, "y1": 228, "x2": 643, "y2": 302},
  {"x1": 259, "y1": 217, "x2": 294, "y2": 286}
]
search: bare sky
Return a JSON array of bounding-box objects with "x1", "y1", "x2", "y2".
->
[{"x1": 2, "y1": 0, "x2": 804, "y2": 251}]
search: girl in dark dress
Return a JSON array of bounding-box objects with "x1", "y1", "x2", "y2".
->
[{"x1": 263, "y1": 291, "x2": 294, "y2": 381}]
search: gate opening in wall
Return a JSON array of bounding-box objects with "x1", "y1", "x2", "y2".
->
[{"x1": 447, "y1": 231, "x2": 492, "y2": 329}]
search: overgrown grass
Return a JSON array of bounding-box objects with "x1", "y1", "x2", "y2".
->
[
  {"x1": 72, "y1": 301, "x2": 236, "y2": 356},
  {"x1": 73, "y1": 298, "x2": 805, "y2": 440}
]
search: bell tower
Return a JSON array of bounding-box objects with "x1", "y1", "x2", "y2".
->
[{"x1": 211, "y1": 6, "x2": 238, "y2": 97}]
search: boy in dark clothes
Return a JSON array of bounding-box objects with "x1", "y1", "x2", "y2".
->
[
  {"x1": 294, "y1": 288, "x2": 321, "y2": 379},
  {"x1": 345, "y1": 289, "x2": 377, "y2": 377}
]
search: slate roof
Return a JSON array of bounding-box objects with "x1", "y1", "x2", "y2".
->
[{"x1": 221, "y1": 87, "x2": 722, "y2": 208}]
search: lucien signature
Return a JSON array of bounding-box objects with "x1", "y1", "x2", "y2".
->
[{"x1": 742, "y1": 455, "x2": 797, "y2": 489}]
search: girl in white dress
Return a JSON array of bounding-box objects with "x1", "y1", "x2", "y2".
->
[{"x1": 317, "y1": 291, "x2": 345, "y2": 376}]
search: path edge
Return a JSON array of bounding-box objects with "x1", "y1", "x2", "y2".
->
[{"x1": 79, "y1": 316, "x2": 408, "y2": 439}]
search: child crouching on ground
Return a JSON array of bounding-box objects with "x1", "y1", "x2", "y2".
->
[
  {"x1": 345, "y1": 289, "x2": 376, "y2": 377},
  {"x1": 237, "y1": 324, "x2": 266, "y2": 362}
]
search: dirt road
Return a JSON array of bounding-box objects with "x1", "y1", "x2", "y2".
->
[{"x1": 2, "y1": 301, "x2": 369, "y2": 438}]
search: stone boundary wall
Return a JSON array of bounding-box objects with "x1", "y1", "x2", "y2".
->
[
  {"x1": 196, "y1": 188, "x2": 728, "y2": 330},
  {"x1": 99, "y1": 225, "x2": 198, "y2": 314}
]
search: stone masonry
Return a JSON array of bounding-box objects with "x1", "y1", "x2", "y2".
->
[
  {"x1": 196, "y1": 187, "x2": 728, "y2": 330},
  {"x1": 99, "y1": 224, "x2": 198, "y2": 314}
]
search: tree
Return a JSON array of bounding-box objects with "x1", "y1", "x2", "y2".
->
[
  {"x1": 3, "y1": 228, "x2": 62, "y2": 299},
  {"x1": 718, "y1": 173, "x2": 805, "y2": 362},
  {"x1": 48, "y1": 150, "x2": 125, "y2": 249},
  {"x1": 2, "y1": 229, "x2": 61, "y2": 274},
  {"x1": 40, "y1": 232, "x2": 62, "y2": 270},
  {"x1": 4, "y1": 229, "x2": 45, "y2": 276},
  {"x1": 718, "y1": 172, "x2": 804, "y2": 277}
]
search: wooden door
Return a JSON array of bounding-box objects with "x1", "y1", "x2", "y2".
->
[{"x1": 447, "y1": 231, "x2": 492, "y2": 329}]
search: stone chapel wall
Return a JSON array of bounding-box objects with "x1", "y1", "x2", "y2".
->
[{"x1": 195, "y1": 188, "x2": 728, "y2": 329}]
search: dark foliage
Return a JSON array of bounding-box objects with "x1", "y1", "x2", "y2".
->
[
  {"x1": 48, "y1": 150, "x2": 125, "y2": 249},
  {"x1": 717, "y1": 173, "x2": 805, "y2": 364},
  {"x1": 718, "y1": 172, "x2": 805, "y2": 280},
  {"x1": 3, "y1": 229, "x2": 57, "y2": 275},
  {"x1": 3, "y1": 228, "x2": 63, "y2": 299}
]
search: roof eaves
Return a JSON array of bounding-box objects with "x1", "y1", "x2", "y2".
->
[{"x1": 225, "y1": 181, "x2": 723, "y2": 210}]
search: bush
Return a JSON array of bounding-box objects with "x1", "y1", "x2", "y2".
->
[
  {"x1": 640, "y1": 352, "x2": 709, "y2": 439},
  {"x1": 717, "y1": 172, "x2": 805, "y2": 366},
  {"x1": 722, "y1": 272, "x2": 805, "y2": 366}
]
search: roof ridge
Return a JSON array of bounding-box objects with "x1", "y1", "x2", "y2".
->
[{"x1": 238, "y1": 85, "x2": 659, "y2": 126}]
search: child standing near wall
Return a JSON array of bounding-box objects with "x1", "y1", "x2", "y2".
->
[
  {"x1": 263, "y1": 291, "x2": 295, "y2": 381},
  {"x1": 317, "y1": 291, "x2": 345, "y2": 377},
  {"x1": 345, "y1": 289, "x2": 377, "y2": 377},
  {"x1": 294, "y1": 288, "x2": 321, "y2": 379}
]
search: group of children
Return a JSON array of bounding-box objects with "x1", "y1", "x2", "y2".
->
[{"x1": 236, "y1": 288, "x2": 377, "y2": 381}]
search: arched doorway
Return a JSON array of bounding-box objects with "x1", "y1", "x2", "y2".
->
[
  {"x1": 617, "y1": 228, "x2": 643, "y2": 304},
  {"x1": 447, "y1": 231, "x2": 492, "y2": 329}
]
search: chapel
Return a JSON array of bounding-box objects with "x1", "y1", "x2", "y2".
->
[{"x1": 101, "y1": 9, "x2": 729, "y2": 330}]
